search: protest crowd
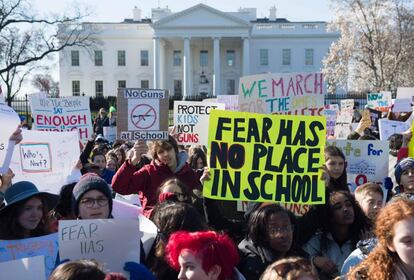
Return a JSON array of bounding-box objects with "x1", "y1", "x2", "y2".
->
[{"x1": 1, "y1": 79, "x2": 414, "y2": 280}]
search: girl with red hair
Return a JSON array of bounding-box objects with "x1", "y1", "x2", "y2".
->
[
  {"x1": 348, "y1": 198, "x2": 414, "y2": 279},
  {"x1": 165, "y1": 231, "x2": 245, "y2": 280}
]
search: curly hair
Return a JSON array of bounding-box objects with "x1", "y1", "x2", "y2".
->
[
  {"x1": 165, "y1": 231, "x2": 239, "y2": 280},
  {"x1": 348, "y1": 199, "x2": 414, "y2": 280},
  {"x1": 148, "y1": 135, "x2": 179, "y2": 161}
]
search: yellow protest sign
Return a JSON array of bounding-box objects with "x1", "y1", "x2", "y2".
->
[
  {"x1": 203, "y1": 110, "x2": 326, "y2": 204},
  {"x1": 408, "y1": 121, "x2": 414, "y2": 158}
]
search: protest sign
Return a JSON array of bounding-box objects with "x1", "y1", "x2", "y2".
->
[
  {"x1": 10, "y1": 130, "x2": 80, "y2": 194},
  {"x1": 59, "y1": 219, "x2": 141, "y2": 274},
  {"x1": 378, "y1": 119, "x2": 410, "y2": 141},
  {"x1": 204, "y1": 110, "x2": 326, "y2": 204},
  {"x1": 368, "y1": 108, "x2": 382, "y2": 132},
  {"x1": 0, "y1": 104, "x2": 20, "y2": 173},
  {"x1": 117, "y1": 88, "x2": 169, "y2": 140},
  {"x1": 217, "y1": 95, "x2": 239, "y2": 111},
  {"x1": 392, "y1": 98, "x2": 412, "y2": 113},
  {"x1": 334, "y1": 111, "x2": 353, "y2": 139},
  {"x1": 173, "y1": 101, "x2": 225, "y2": 145},
  {"x1": 0, "y1": 233, "x2": 58, "y2": 279},
  {"x1": 367, "y1": 92, "x2": 392, "y2": 112},
  {"x1": 238, "y1": 72, "x2": 325, "y2": 115},
  {"x1": 325, "y1": 104, "x2": 340, "y2": 111},
  {"x1": 29, "y1": 96, "x2": 92, "y2": 142},
  {"x1": 103, "y1": 126, "x2": 116, "y2": 143},
  {"x1": 341, "y1": 99, "x2": 354, "y2": 111},
  {"x1": 0, "y1": 256, "x2": 46, "y2": 280},
  {"x1": 408, "y1": 122, "x2": 414, "y2": 158},
  {"x1": 327, "y1": 140, "x2": 389, "y2": 191},
  {"x1": 397, "y1": 87, "x2": 414, "y2": 102},
  {"x1": 324, "y1": 109, "x2": 337, "y2": 137}
]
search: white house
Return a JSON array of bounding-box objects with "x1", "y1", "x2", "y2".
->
[{"x1": 58, "y1": 4, "x2": 339, "y2": 98}]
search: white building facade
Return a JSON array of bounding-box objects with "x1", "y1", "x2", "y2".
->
[{"x1": 59, "y1": 4, "x2": 339, "y2": 97}]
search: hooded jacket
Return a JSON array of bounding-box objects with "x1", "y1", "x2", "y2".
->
[{"x1": 112, "y1": 151, "x2": 201, "y2": 217}]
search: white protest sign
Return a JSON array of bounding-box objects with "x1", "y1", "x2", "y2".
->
[
  {"x1": 29, "y1": 96, "x2": 93, "y2": 142},
  {"x1": 0, "y1": 256, "x2": 46, "y2": 280},
  {"x1": 59, "y1": 219, "x2": 141, "y2": 274},
  {"x1": 173, "y1": 101, "x2": 225, "y2": 145},
  {"x1": 327, "y1": 140, "x2": 389, "y2": 191},
  {"x1": 217, "y1": 95, "x2": 239, "y2": 111},
  {"x1": 138, "y1": 214, "x2": 158, "y2": 257},
  {"x1": 10, "y1": 130, "x2": 80, "y2": 194},
  {"x1": 324, "y1": 109, "x2": 337, "y2": 137},
  {"x1": 341, "y1": 99, "x2": 354, "y2": 111},
  {"x1": 334, "y1": 111, "x2": 353, "y2": 139},
  {"x1": 326, "y1": 104, "x2": 340, "y2": 111},
  {"x1": 378, "y1": 119, "x2": 410, "y2": 140},
  {"x1": 0, "y1": 104, "x2": 20, "y2": 173},
  {"x1": 103, "y1": 126, "x2": 117, "y2": 143},
  {"x1": 0, "y1": 233, "x2": 58, "y2": 279},
  {"x1": 397, "y1": 87, "x2": 414, "y2": 102},
  {"x1": 393, "y1": 98, "x2": 412, "y2": 113},
  {"x1": 367, "y1": 92, "x2": 392, "y2": 112},
  {"x1": 112, "y1": 199, "x2": 142, "y2": 219},
  {"x1": 238, "y1": 72, "x2": 325, "y2": 115}
]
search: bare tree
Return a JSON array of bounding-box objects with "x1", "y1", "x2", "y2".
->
[
  {"x1": 0, "y1": 0, "x2": 98, "y2": 104},
  {"x1": 32, "y1": 74, "x2": 52, "y2": 94},
  {"x1": 323, "y1": 0, "x2": 414, "y2": 93}
]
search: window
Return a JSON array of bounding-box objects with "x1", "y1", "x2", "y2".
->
[
  {"x1": 94, "y1": 50, "x2": 103, "y2": 66},
  {"x1": 95, "y1": 80, "x2": 103, "y2": 97},
  {"x1": 174, "y1": 80, "x2": 182, "y2": 97},
  {"x1": 226, "y1": 79, "x2": 235, "y2": 95},
  {"x1": 305, "y1": 49, "x2": 314, "y2": 65},
  {"x1": 173, "y1": 50, "x2": 181, "y2": 66},
  {"x1": 260, "y1": 49, "x2": 268, "y2": 66},
  {"x1": 118, "y1": 50, "x2": 126, "y2": 66},
  {"x1": 282, "y1": 49, "x2": 291, "y2": 66},
  {"x1": 141, "y1": 80, "x2": 149, "y2": 89},
  {"x1": 71, "y1": 50, "x2": 79, "y2": 66},
  {"x1": 72, "y1": 81, "x2": 80, "y2": 96},
  {"x1": 118, "y1": 80, "x2": 126, "y2": 89},
  {"x1": 141, "y1": 50, "x2": 149, "y2": 66},
  {"x1": 200, "y1": 50, "x2": 208, "y2": 67},
  {"x1": 226, "y1": 50, "x2": 235, "y2": 67}
]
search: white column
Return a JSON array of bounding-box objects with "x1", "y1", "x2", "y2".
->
[
  {"x1": 242, "y1": 37, "x2": 250, "y2": 76},
  {"x1": 213, "y1": 37, "x2": 221, "y2": 96},
  {"x1": 153, "y1": 37, "x2": 161, "y2": 88},
  {"x1": 183, "y1": 37, "x2": 192, "y2": 98}
]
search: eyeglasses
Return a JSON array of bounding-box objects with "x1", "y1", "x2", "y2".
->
[
  {"x1": 80, "y1": 198, "x2": 109, "y2": 208},
  {"x1": 267, "y1": 225, "x2": 294, "y2": 236},
  {"x1": 271, "y1": 258, "x2": 315, "y2": 278},
  {"x1": 172, "y1": 192, "x2": 188, "y2": 200}
]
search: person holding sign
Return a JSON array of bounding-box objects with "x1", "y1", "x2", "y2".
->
[
  {"x1": 93, "y1": 108, "x2": 109, "y2": 135},
  {"x1": 0, "y1": 181, "x2": 57, "y2": 240},
  {"x1": 112, "y1": 136, "x2": 201, "y2": 217}
]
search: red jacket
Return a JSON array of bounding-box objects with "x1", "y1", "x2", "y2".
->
[{"x1": 112, "y1": 155, "x2": 201, "y2": 217}]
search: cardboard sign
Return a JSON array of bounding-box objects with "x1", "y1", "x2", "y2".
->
[
  {"x1": 0, "y1": 233, "x2": 58, "y2": 279},
  {"x1": 29, "y1": 96, "x2": 92, "y2": 142},
  {"x1": 393, "y1": 98, "x2": 412, "y2": 113},
  {"x1": 204, "y1": 110, "x2": 326, "y2": 204},
  {"x1": 0, "y1": 256, "x2": 46, "y2": 280},
  {"x1": 368, "y1": 108, "x2": 382, "y2": 132},
  {"x1": 341, "y1": 99, "x2": 354, "y2": 111},
  {"x1": 59, "y1": 219, "x2": 141, "y2": 273},
  {"x1": 0, "y1": 104, "x2": 20, "y2": 173},
  {"x1": 217, "y1": 95, "x2": 239, "y2": 111},
  {"x1": 173, "y1": 101, "x2": 225, "y2": 145},
  {"x1": 367, "y1": 92, "x2": 392, "y2": 112},
  {"x1": 378, "y1": 119, "x2": 410, "y2": 140},
  {"x1": 327, "y1": 140, "x2": 389, "y2": 191},
  {"x1": 117, "y1": 88, "x2": 169, "y2": 141},
  {"x1": 103, "y1": 126, "x2": 116, "y2": 143},
  {"x1": 324, "y1": 109, "x2": 337, "y2": 137},
  {"x1": 10, "y1": 130, "x2": 80, "y2": 194},
  {"x1": 397, "y1": 87, "x2": 414, "y2": 103},
  {"x1": 238, "y1": 72, "x2": 325, "y2": 115},
  {"x1": 334, "y1": 111, "x2": 353, "y2": 139}
]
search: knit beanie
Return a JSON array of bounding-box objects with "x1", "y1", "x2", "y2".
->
[
  {"x1": 395, "y1": 158, "x2": 414, "y2": 185},
  {"x1": 72, "y1": 173, "x2": 113, "y2": 217}
]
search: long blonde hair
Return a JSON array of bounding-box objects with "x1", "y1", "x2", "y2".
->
[
  {"x1": 260, "y1": 257, "x2": 319, "y2": 280},
  {"x1": 348, "y1": 198, "x2": 414, "y2": 280}
]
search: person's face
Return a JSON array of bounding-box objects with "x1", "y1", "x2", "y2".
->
[
  {"x1": 388, "y1": 217, "x2": 414, "y2": 272},
  {"x1": 106, "y1": 159, "x2": 117, "y2": 172},
  {"x1": 266, "y1": 212, "x2": 293, "y2": 256},
  {"x1": 358, "y1": 191, "x2": 383, "y2": 220},
  {"x1": 325, "y1": 156, "x2": 345, "y2": 179},
  {"x1": 196, "y1": 157, "x2": 204, "y2": 169},
  {"x1": 18, "y1": 196, "x2": 43, "y2": 231},
  {"x1": 93, "y1": 155, "x2": 106, "y2": 170},
  {"x1": 400, "y1": 168, "x2": 414, "y2": 192},
  {"x1": 99, "y1": 109, "x2": 106, "y2": 117},
  {"x1": 157, "y1": 147, "x2": 177, "y2": 171},
  {"x1": 115, "y1": 150, "x2": 123, "y2": 164},
  {"x1": 78, "y1": 190, "x2": 110, "y2": 219},
  {"x1": 178, "y1": 250, "x2": 219, "y2": 280},
  {"x1": 330, "y1": 193, "x2": 355, "y2": 225},
  {"x1": 162, "y1": 183, "x2": 188, "y2": 202}
]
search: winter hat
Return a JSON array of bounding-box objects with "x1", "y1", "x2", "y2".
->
[
  {"x1": 72, "y1": 173, "x2": 113, "y2": 217},
  {"x1": 395, "y1": 158, "x2": 414, "y2": 185}
]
